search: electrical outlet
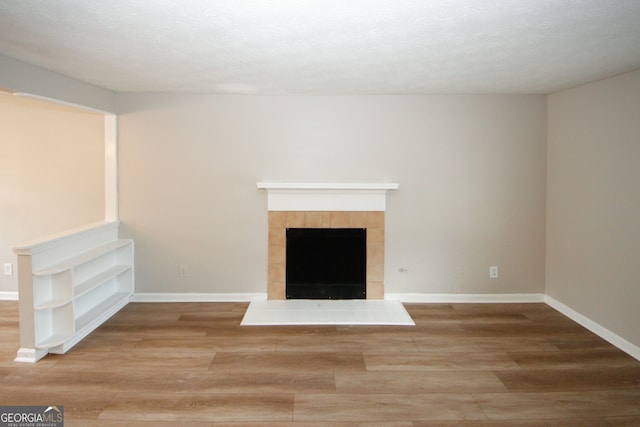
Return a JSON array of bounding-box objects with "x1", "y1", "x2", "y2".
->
[
  {"x1": 3, "y1": 263, "x2": 13, "y2": 276},
  {"x1": 489, "y1": 266, "x2": 499, "y2": 279},
  {"x1": 179, "y1": 264, "x2": 189, "y2": 277}
]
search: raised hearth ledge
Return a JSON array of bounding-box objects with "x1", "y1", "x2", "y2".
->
[{"x1": 257, "y1": 182, "x2": 399, "y2": 212}]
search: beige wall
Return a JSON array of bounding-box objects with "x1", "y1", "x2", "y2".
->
[
  {"x1": 0, "y1": 94, "x2": 105, "y2": 292},
  {"x1": 117, "y1": 94, "x2": 547, "y2": 295},
  {"x1": 546, "y1": 69, "x2": 640, "y2": 347}
]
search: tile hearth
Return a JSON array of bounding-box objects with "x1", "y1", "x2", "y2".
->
[{"x1": 241, "y1": 299, "x2": 415, "y2": 326}]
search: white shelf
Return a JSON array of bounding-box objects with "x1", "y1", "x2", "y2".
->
[
  {"x1": 34, "y1": 240, "x2": 131, "y2": 276},
  {"x1": 34, "y1": 297, "x2": 72, "y2": 311},
  {"x1": 75, "y1": 291, "x2": 130, "y2": 332},
  {"x1": 36, "y1": 333, "x2": 73, "y2": 350},
  {"x1": 74, "y1": 264, "x2": 131, "y2": 298},
  {"x1": 13, "y1": 222, "x2": 134, "y2": 362}
]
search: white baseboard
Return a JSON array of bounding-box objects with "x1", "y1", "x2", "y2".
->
[
  {"x1": 385, "y1": 293, "x2": 545, "y2": 303},
  {"x1": 0, "y1": 291, "x2": 18, "y2": 301},
  {"x1": 0, "y1": 291, "x2": 545, "y2": 303},
  {"x1": 133, "y1": 292, "x2": 545, "y2": 304},
  {"x1": 131, "y1": 292, "x2": 267, "y2": 302},
  {"x1": 545, "y1": 295, "x2": 640, "y2": 361}
]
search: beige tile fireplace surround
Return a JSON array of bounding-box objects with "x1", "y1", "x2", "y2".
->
[
  {"x1": 257, "y1": 182, "x2": 398, "y2": 300},
  {"x1": 268, "y1": 210, "x2": 385, "y2": 300}
]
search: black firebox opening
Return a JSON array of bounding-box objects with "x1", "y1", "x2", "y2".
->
[{"x1": 286, "y1": 228, "x2": 366, "y2": 299}]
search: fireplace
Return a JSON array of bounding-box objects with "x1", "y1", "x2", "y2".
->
[
  {"x1": 258, "y1": 182, "x2": 399, "y2": 300},
  {"x1": 286, "y1": 227, "x2": 367, "y2": 299}
]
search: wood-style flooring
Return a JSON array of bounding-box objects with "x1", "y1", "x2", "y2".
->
[{"x1": 1, "y1": 301, "x2": 640, "y2": 426}]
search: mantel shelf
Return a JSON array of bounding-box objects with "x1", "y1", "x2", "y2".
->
[
  {"x1": 257, "y1": 182, "x2": 399, "y2": 212},
  {"x1": 257, "y1": 182, "x2": 399, "y2": 191}
]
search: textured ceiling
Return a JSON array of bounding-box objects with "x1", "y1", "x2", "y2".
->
[{"x1": 1, "y1": 0, "x2": 640, "y2": 94}]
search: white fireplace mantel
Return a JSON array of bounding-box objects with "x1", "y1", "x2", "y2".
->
[{"x1": 257, "y1": 182, "x2": 399, "y2": 211}]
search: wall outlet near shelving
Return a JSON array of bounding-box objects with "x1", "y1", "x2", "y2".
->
[
  {"x1": 179, "y1": 264, "x2": 189, "y2": 277},
  {"x1": 489, "y1": 265, "x2": 499, "y2": 279},
  {"x1": 3, "y1": 263, "x2": 12, "y2": 276}
]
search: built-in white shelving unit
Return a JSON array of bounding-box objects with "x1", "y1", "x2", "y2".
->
[{"x1": 13, "y1": 221, "x2": 133, "y2": 362}]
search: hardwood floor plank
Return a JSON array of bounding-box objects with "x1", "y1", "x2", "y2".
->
[
  {"x1": 335, "y1": 370, "x2": 507, "y2": 393},
  {"x1": 546, "y1": 334, "x2": 615, "y2": 351},
  {"x1": 70, "y1": 420, "x2": 213, "y2": 427},
  {"x1": 276, "y1": 335, "x2": 419, "y2": 353},
  {"x1": 1, "y1": 368, "x2": 169, "y2": 392},
  {"x1": 508, "y1": 348, "x2": 639, "y2": 370},
  {"x1": 98, "y1": 392, "x2": 294, "y2": 422},
  {"x1": 606, "y1": 416, "x2": 640, "y2": 426},
  {"x1": 178, "y1": 311, "x2": 246, "y2": 322},
  {"x1": 0, "y1": 366, "x2": 13, "y2": 380},
  {"x1": 76, "y1": 421, "x2": 387, "y2": 427},
  {"x1": 337, "y1": 324, "x2": 469, "y2": 337},
  {"x1": 56, "y1": 351, "x2": 215, "y2": 371},
  {"x1": 122, "y1": 302, "x2": 248, "y2": 313},
  {"x1": 410, "y1": 311, "x2": 534, "y2": 325},
  {"x1": 364, "y1": 352, "x2": 521, "y2": 371},
  {"x1": 335, "y1": 325, "x2": 419, "y2": 336},
  {"x1": 0, "y1": 352, "x2": 19, "y2": 368},
  {"x1": 494, "y1": 367, "x2": 640, "y2": 392},
  {"x1": 106, "y1": 324, "x2": 212, "y2": 336},
  {"x1": 209, "y1": 351, "x2": 366, "y2": 372},
  {"x1": 460, "y1": 321, "x2": 586, "y2": 336},
  {"x1": 213, "y1": 325, "x2": 341, "y2": 337},
  {"x1": 93, "y1": 323, "x2": 211, "y2": 338},
  {"x1": 412, "y1": 336, "x2": 560, "y2": 353},
  {"x1": 403, "y1": 303, "x2": 457, "y2": 315},
  {"x1": 135, "y1": 335, "x2": 278, "y2": 352},
  {"x1": 70, "y1": 333, "x2": 142, "y2": 352},
  {"x1": 104, "y1": 311, "x2": 182, "y2": 324},
  {"x1": 207, "y1": 423, "x2": 413, "y2": 427},
  {"x1": 166, "y1": 370, "x2": 335, "y2": 393},
  {"x1": 521, "y1": 309, "x2": 587, "y2": 324},
  {"x1": 176, "y1": 310, "x2": 247, "y2": 329},
  {"x1": 450, "y1": 303, "x2": 553, "y2": 315},
  {"x1": 293, "y1": 393, "x2": 487, "y2": 422},
  {"x1": 412, "y1": 419, "x2": 611, "y2": 426},
  {"x1": 474, "y1": 390, "x2": 640, "y2": 420}
]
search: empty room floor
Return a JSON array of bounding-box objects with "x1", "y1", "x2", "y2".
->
[{"x1": 1, "y1": 300, "x2": 640, "y2": 426}]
